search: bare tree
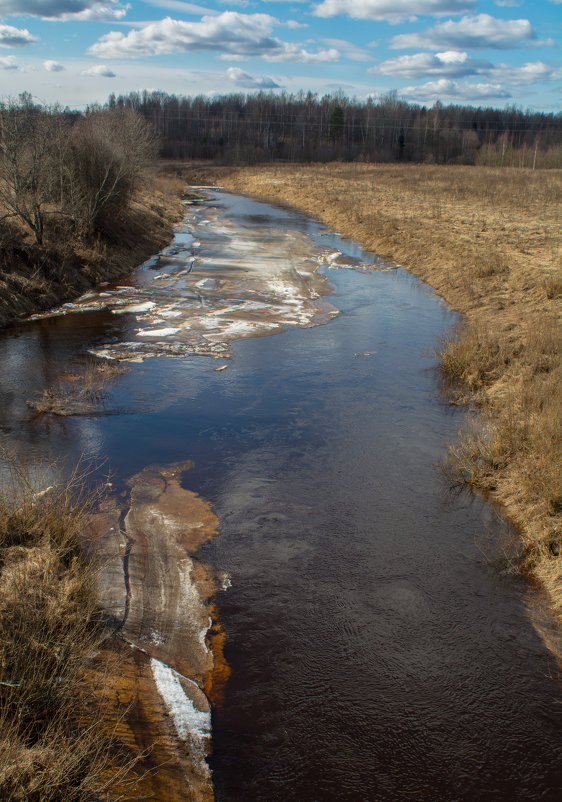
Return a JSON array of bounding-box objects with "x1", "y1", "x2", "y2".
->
[
  {"x1": 0, "y1": 98, "x2": 68, "y2": 245},
  {"x1": 65, "y1": 107, "x2": 157, "y2": 236}
]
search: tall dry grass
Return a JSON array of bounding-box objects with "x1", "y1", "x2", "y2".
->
[
  {"x1": 0, "y1": 457, "x2": 139, "y2": 800},
  {"x1": 190, "y1": 162, "x2": 562, "y2": 625}
]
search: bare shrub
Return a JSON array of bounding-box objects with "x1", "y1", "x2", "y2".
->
[
  {"x1": 66, "y1": 109, "x2": 157, "y2": 239},
  {"x1": 0, "y1": 99, "x2": 69, "y2": 245}
]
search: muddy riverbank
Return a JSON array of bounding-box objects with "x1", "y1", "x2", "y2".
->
[
  {"x1": 85, "y1": 463, "x2": 222, "y2": 801},
  {"x1": 0, "y1": 172, "x2": 185, "y2": 329}
]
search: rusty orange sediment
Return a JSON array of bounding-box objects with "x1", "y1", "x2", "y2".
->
[{"x1": 85, "y1": 463, "x2": 227, "y2": 801}]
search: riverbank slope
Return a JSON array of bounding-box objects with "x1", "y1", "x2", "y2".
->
[
  {"x1": 0, "y1": 168, "x2": 186, "y2": 328},
  {"x1": 187, "y1": 162, "x2": 562, "y2": 627}
]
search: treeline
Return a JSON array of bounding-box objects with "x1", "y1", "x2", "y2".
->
[
  {"x1": 109, "y1": 90, "x2": 562, "y2": 168},
  {"x1": 0, "y1": 94, "x2": 156, "y2": 246}
]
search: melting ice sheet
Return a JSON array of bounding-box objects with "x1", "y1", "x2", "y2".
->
[
  {"x1": 151, "y1": 656, "x2": 212, "y2": 776},
  {"x1": 29, "y1": 190, "x2": 377, "y2": 363}
]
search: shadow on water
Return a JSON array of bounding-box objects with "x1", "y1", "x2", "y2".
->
[{"x1": 0, "y1": 191, "x2": 560, "y2": 801}]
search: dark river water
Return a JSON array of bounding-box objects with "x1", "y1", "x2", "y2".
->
[{"x1": 1, "y1": 192, "x2": 560, "y2": 801}]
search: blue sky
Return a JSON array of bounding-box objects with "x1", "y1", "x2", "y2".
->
[{"x1": 0, "y1": 0, "x2": 560, "y2": 111}]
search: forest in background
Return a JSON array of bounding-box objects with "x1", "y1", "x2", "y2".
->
[{"x1": 109, "y1": 90, "x2": 562, "y2": 168}]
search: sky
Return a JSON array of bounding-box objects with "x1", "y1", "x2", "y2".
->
[{"x1": 0, "y1": 0, "x2": 560, "y2": 111}]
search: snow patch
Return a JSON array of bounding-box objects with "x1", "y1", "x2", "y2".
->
[
  {"x1": 151, "y1": 657, "x2": 211, "y2": 751},
  {"x1": 137, "y1": 327, "x2": 181, "y2": 337}
]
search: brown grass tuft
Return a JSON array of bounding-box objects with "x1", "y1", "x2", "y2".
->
[
  {"x1": 29, "y1": 358, "x2": 126, "y2": 416},
  {"x1": 0, "y1": 456, "x2": 140, "y2": 800}
]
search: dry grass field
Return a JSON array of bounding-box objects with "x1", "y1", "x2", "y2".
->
[{"x1": 190, "y1": 162, "x2": 562, "y2": 623}]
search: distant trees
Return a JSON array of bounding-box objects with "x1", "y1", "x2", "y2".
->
[
  {"x1": 110, "y1": 89, "x2": 561, "y2": 168},
  {"x1": 0, "y1": 96, "x2": 156, "y2": 245}
]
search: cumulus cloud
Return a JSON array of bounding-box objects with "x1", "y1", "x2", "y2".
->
[
  {"x1": 147, "y1": 0, "x2": 219, "y2": 15},
  {"x1": 44, "y1": 59, "x2": 65, "y2": 71},
  {"x1": 313, "y1": 0, "x2": 475, "y2": 23},
  {"x1": 487, "y1": 61, "x2": 562, "y2": 85},
  {"x1": 322, "y1": 38, "x2": 373, "y2": 62},
  {"x1": 370, "y1": 51, "x2": 561, "y2": 87},
  {"x1": 82, "y1": 64, "x2": 116, "y2": 77},
  {"x1": 390, "y1": 13, "x2": 545, "y2": 50},
  {"x1": 0, "y1": 55, "x2": 18, "y2": 69},
  {"x1": 0, "y1": 24, "x2": 38, "y2": 48},
  {"x1": 226, "y1": 66, "x2": 280, "y2": 88},
  {"x1": 369, "y1": 50, "x2": 491, "y2": 79},
  {"x1": 401, "y1": 78, "x2": 511, "y2": 101},
  {"x1": 88, "y1": 13, "x2": 340, "y2": 63},
  {"x1": 0, "y1": 0, "x2": 128, "y2": 21}
]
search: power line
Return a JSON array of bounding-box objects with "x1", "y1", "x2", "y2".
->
[{"x1": 136, "y1": 114, "x2": 562, "y2": 135}]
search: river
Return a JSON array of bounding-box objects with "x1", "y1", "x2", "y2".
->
[{"x1": 1, "y1": 190, "x2": 561, "y2": 801}]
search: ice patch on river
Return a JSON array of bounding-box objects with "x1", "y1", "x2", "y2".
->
[
  {"x1": 151, "y1": 656, "x2": 211, "y2": 775},
  {"x1": 29, "y1": 191, "x2": 393, "y2": 362}
]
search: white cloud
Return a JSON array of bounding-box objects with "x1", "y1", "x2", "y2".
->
[
  {"x1": 322, "y1": 38, "x2": 373, "y2": 62},
  {"x1": 226, "y1": 66, "x2": 280, "y2": 88},
  {"x1": 401, "y1": 78, "x2": 511, "y2": 101},
  {"x1": 390, "y1": 13, "x2": 544, "y2": 50},
  {"x1": 145, "y1": 0, "x2": 218, "y2": 15},
  {"x1": 486, "y1": 61, "x2": 562, "y2": 85},
  {"x1": 370, "y1": 51, "x2": 562, "y2": 87},
  {"x1": 88, "y1": 13, "x2": 340, "y2": 63},
  {"x1": 0, "y1": 55, "x2": 18, "y2": 69},
  {"x1": 494, "y1": 1, "x2": 522, "y2": 7},
  {"x1": 369, "y1": 50, "x2": 491, "y2": 78},
  {"x1": 263, "y1": 43, "x2": 339, "y2": 63},
  {"x1": 82, "y1": 64, "x2": 116, "y2": 77},
  {"x1": 44, "y1": 59, "x2": 65, "y2": 71},
  {"x1": 313, "y1": 0, "x2": 475, "y2": 24},
  {"x1": 0, "y1": 24, "x2": 38, "y2": 48},
  {"x1": 0, "y1": 0, "x2": 128, "y2": 21}
]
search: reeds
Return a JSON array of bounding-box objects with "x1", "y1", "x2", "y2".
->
[{"x1": 29, "y1": 358, "x2": 126, "y2": 416}]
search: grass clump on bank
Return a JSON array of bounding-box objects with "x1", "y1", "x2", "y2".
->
[
  {"x1": 189, "y1": 162, "x2": 561, "y2": 624},
  {"x1": 29, "y1": 358, "x2": 127, "y2": 416},
  {"x1": 0, "y1": 458, "x2": 136, "y2": 801}
]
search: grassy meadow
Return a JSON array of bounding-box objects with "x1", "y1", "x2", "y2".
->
[{"x1": 189, "y1": 162, "x2": 562, "y2": 623}]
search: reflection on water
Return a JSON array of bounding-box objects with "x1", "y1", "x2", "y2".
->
[{"x1": 0, "y1": 192, "x2": 561, "y2": 801}]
